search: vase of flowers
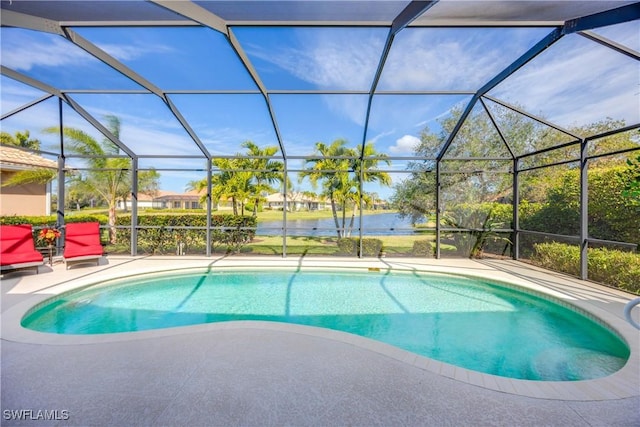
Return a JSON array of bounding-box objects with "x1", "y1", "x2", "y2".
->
[{"x1": 39, "y1": 227, "x2": 61, "y2": 265}]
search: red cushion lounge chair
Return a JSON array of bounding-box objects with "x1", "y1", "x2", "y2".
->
[
  {"x1": 63, "y1": 222, "x2": 103, "y2": 269},
  {"x1": 0, "y1": 224, "x2": 44, "y2": 274}
]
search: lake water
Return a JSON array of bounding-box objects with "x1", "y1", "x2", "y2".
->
[{"x1": 257, "y1": 212, "x2": 418, "y2": 236}]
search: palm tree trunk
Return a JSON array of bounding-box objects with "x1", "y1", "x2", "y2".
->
[
  {"x1": 330, "y1": 198, "x2": 342, "y2": 238},
  {"x1": 108, "y1": 201, "x2": 117, "y2": 244},
  {"x1": 347, "y1": 204, "x2": 357, "y2": 237}
]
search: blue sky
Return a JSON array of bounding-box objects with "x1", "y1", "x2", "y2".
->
[{"x1": 1, "y1": 21, "x2": 638, "y2": 199}]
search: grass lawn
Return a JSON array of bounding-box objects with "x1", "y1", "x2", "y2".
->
[{"x1": 247, "y1": 233, "x2": 440, "y2": 256}]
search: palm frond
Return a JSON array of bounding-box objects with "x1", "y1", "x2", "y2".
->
[{"x1": 1, "y1": 168, "x2": 56, "y2": 186}]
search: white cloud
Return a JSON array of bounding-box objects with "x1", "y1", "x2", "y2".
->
[
  {"x1": 0, "y1": 79, "x2": 46, "y2": 101},
  {"x1": 245, "y1": 29, "x2": 385, "y2": 91},
  {"x1": 59, "y1": 96, "x2": 198, "y2": 156},
  {"x1": 2, "y1": 29, "x2": 174, "y2": 73},
  {"x1": 367, "y1": 129, "x2": 396, "y2": 145},
  {"x1": 243, "y1": 30, "x2": 386, "y2": 127},
  {"x1": 200, "y1": 126, "x2": 279, "y2": 156},
  {"x1": 2, "y1": 33, "x2": 90, "y2": 71},
  {"x1": 379, "y1": 28, "x2": 547, "y2": 91},
  {"x1": 323, "y1": 94, "x2": 369, "y2": 126},
  {"x1": 490, "y1": 34, "x2": 640, "y2": 129},
  {"x1": 94, "y1": 42, "x2": 174, "y2": 62},
  {"x1": 389, "y1": 134, "x2": 421, "y2": 154}
]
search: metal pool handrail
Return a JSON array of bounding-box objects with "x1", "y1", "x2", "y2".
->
[{"x1": 623, "y1": 298, "x2": 640, "y2": 330}]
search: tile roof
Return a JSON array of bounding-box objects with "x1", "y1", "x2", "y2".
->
[{"x1": 0, "y1": 145, "x2": 58, "y2": 170}]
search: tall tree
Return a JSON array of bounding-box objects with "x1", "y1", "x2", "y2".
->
[
  {"x1": 347, "y1": 141, "x2": 392, "y2": 233},
  {"x1": 189, "y1": 158, "x2": 251, "y2": 216},
  {"x1": 44, "y1": 115, "x2": 160, "y2": 243},
  {"x1": 390, "y1": 167, "x2": 436, "y2": 225},
  {"x1": 622, "y1": 154, "x2": 640, "y2": 205},
  {"x1": 240, "y1": 141, "x2": 286, "y2": 216},
  {"x1": 392, "y1": 105, "x2": 555, "y2": 223},
  {"x1": 1, "y1": 130, "x2": 41, "y2": 150},
  {"x1": 299, "y1": 139, "x2": 391, "y2": 238},
  {"x1": 188, "y1": 142, "x2": 285, "y2": 216},
  {"x1": 0, "y1": 131, "x2": 55, "y2": 187},
  {"x1": 299, "y1": 139, "x2": 353, "y2": 237}
]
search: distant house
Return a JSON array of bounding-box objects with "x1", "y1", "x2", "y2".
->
[
  {"x1": 151, "y1": 189, "x2": 204, "y2": 210},
  {"x1": 265, "y1": 192, "x2": 329, "y2": 211},
  {"x1": 117, "y1": 190, "x2": 172, "y2": 210},
  {"x1": 0, "y1": 145, "x2": 57, "y2": 216},
  {"x1": 134, "y1": 191, "x2": 156, "y2": 210},
  {"x1": 116, "y1": 190, "x2": 205, "y2": 211}
]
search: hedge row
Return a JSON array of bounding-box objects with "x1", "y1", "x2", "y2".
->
[
  {"x1": 412, "y1": 240, "x2": 434, "y2": 257},
  {"x1": 0, "y1": 214, "x2": 256, "y2": 255},
  {"x1": 0, "y1": 214, "x2": 107, "y2": 227},
  {"x1": 531, "y1": 242, "x2": 640, "y2": 294},
  {"x1": 116, "y1": 214, "x2": 257, "y2": 254},
  {"x1": 337, "y1": 238, "x2": 384, "y2": 257}
]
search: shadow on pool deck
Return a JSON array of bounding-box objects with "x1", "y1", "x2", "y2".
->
[{"x1": 2, "y1": 256, "x2": 639, "y2": 426}]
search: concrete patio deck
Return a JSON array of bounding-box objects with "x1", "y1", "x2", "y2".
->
[{"x1": 2, "y1": 256, "x2": 639, "y2": 426}]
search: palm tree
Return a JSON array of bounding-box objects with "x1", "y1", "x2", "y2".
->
[
  {"x1": 44, "y1": 115, "x2": 160, "y2": 243},
  {"x1": 189, "y1": 142, "x2": 285, "y2": 216},
  {"x1": 0, "y1": 167, "x2": 56, "y2": 188},
  {"x1": 189, "y1": 158, "x2": 253, "y2": 215},
  {"x1": 299, "y1": 139, "x2": 391, "y2": 238},
  {"x1": 347, "y1": 141, "x2": 392, "y2": 235},
  {"x1": 299, "y1": 139, "x2": 353, "y2": 237},
  {"x1": 0, "y1": 131, "x2": 55, "y2": 187},
  {"x1": 240, "y1": 141, "x2": 286, "y2": 216},
  {"x1": 1, "y1": 130, "x2": 41, "y2": 150}
]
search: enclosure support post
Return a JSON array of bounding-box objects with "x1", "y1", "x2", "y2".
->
[
  {"x1": 579, "y1": 138, "x2": 588, "y2": 280},
  {"x1": 206, "y1": 159, "x2": 212, "y2": 257},
  {"x1": 130, "y1": 157, "x2": 138, "y2": 256},
  {"x1": 512, "y1": 158, "x2": 519, "y2": 260},
  {"x1": 56, "y1": 99, "x2": 65, "y2": 259},
  {"x1": 56, "y1": 98, "x2": 65, "y2": 230},
  {"x1": 358, "y1": 158, "x2": 364, "y2": 259},
  {"x1": 282, "y1": 159, "x2": 288, "y2": 258},
  {"x1": 435, "y1": 160, "x2": 441, "y2": 259}
]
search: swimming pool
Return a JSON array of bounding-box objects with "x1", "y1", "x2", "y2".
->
[{"x1": 22, "y1": 268, "x2": 629, "y2": 381}]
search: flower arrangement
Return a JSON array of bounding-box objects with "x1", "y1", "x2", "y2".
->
[{"x1": 39, "y1": 227, "x2": 61, "y2": 246}]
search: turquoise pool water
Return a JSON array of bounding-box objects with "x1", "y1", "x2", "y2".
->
[{"x1": 22, "y1": 268, "x2": 629, "y2": 381}]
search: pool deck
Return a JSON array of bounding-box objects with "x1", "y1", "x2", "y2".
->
[{"x1": 2, "y1": 255, "x2": 639, "y2": 426}]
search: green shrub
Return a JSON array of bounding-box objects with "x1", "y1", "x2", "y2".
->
[
  {"x1": 211, "y1": 215, "x2": 257, "y2": 253},
  {"x1": 0, "y1": 214, "x2": 107, "y2": 226},
  {"x1": 531, "y1": 242, "x2": 580, "y2": 276},
  {"x1": 363, "y1": 238, "x2": 383, "y2": 257},
  {"x1": 1, "y1": 215, "x2": 109, "y2": 247},
  {"x1": 587, "y1": 247, "x2": 640, "y2": 294},
  {"x1": 412, "y1": 240, "x2": 434, "y2": 257},
  {"x1": 337, "y1": 238, "x2": 383, "y2": 257},
  {"x1": 532, "y1": 242, "x2": 640, "y2": 294},
  {"x1": 446, "y1": 202, "x2": 512, "y2": 229},
  {"x1": 116, "y1": 214, "x2": 256, "y2": 255},
  {"x1": 337, "y1": 238, "x2": 357, "y2": 255}
]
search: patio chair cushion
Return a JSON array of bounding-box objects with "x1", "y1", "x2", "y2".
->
[
  {"x1": 0, "y1": 224, "x2": 44, "y2": 266},
  {"x1": 63, "y1": 222, "x2": 103, "y2": 259}
]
